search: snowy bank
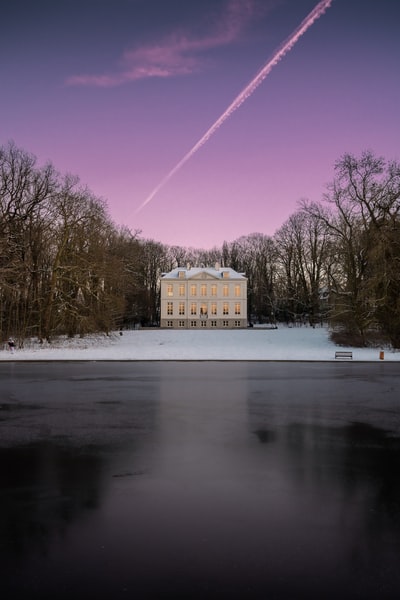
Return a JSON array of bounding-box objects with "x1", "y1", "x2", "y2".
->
[{"x1": 1, "y1": 326, "x2": 398, "y2": 361}]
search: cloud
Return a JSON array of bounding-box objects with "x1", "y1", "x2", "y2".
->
[{"x1": 65, "y1": 0, "x2": 259, "y2": 88}]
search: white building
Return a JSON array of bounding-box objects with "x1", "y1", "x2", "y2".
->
[{"x1": 160, "y1": 264, "x2": 247, "y2": 329}]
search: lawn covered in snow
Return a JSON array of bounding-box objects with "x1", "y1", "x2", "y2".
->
[{"x1": 1, "y1": 326, "x2": 398, "y2": 361}]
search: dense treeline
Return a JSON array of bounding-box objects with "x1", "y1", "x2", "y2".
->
[
  {"x1": 0, "y1": 142, "x2": 163, "y2": 343},
  {"x1": 1, "y1": 142, "x2": 400, "y2": 347}
]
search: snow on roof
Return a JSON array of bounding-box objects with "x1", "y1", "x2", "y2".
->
[{"x1": 161, "y1": 267, "x2": 246, "y2": 280}]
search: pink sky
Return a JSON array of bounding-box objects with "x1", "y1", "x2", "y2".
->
[{"x1": 1, "y1": 0, "x2": 399, "y2": 248}]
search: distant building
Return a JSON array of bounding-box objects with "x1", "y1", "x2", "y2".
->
[{"x1": 160, "y1": 264, "x2": 247, "y2": 329}]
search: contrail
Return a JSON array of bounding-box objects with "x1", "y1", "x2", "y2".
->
[{"x1": 136, "y1": 0, "x2": 333, "y2": 213}]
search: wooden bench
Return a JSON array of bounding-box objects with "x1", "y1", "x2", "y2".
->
[{"x1": 335, "y1": 351, "x2": 353, "y2": 360}]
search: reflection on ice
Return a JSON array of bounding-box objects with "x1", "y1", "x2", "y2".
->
[{"x1": 1, "y1": 361, "x2": 400, "y2": 598}]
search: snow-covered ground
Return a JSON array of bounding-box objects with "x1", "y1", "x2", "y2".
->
[{"x1": 1, "y1": 326, "x2": 398, "y2": 361}]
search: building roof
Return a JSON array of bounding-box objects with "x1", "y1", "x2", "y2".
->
[{"x1": 161, "y1": 266, "x2": 246, "y2": 280}]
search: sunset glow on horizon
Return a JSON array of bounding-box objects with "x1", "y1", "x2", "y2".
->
[{"x1": 2, "y1": 0, "x2": 399, "y2": 248}]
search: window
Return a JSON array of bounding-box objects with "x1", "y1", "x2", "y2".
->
[
  {"x1": 234, "y1": 285, "x2": 241, "y2": 297},
  {"x1": 211, "y1": 284, "x2": 217, "y2": 296},
  {"x1": 179, "y1": 320, "x2": 185, "y2": 327},
  {"x1": 211, "y1": 320, "x2": 217, "y2": 327},
  {"x1": 190, "y1": 320, "x2": 197, "y2": 327},
  {"x1": 234, "y1": 320, "x2": 241, "y2": 327},
  {"x1": 178, "y1": 271, "x2": 185, "y2": 279},
  {"x1": 179, "y1": 284, "x2": 185, "y2": 296},
  {"x1": 223, "y1": 320, "x2": 229, "y2": 327},
  {"x1": 190, "y1": 284, "x2": 197, "y2": 296},
  {"x1": 190, "y1": 303, "x2": 197, "y2": 315},
  {"x1": 223, "y1": 302, "x2": 229, "y2": 315},
  {"x1": 235, "y1": 303, "x2": 241, "y2": 315},
  {"x1": 167, "y1": 302, "x2": 173, "y2": 315},
  {"x1": 211, "y1": 303, "x2": 217, "y2": 315},
  {"x1": 223, "y1": 271, "x2": 229, "y2": 279},
  {"x1": 179, "y1": 302, "x2": 185, "y2": 315},
  {"x1": 200, "y1": 303, "x2": 207, "y2": 316},
  {"x1": 200, "y1": 321, "x2": 207, "y2": 327},
  {"x1": 167, "y1": 284, "x2": 173, "y2": 297},
  {"x1": 223, "y1": 284, "x2": 229, "y2": 297},
  {"x1": 201, "y1": 284, "x2": 207, "y2": 296},
  {"x1": 167, "y1": 320, "x2": 173, "y2": 327}
]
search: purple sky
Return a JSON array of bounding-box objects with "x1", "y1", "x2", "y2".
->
[{"x1": 2, "y1": 0, "x2": 399, "y2": 249}]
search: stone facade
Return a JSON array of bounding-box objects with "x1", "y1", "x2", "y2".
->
[{"x1": 160, "y1": 265, "x2": 247, "y2": 329}]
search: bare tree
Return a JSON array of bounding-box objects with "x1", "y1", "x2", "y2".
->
[
  {"x1": 0, "y1": 142, "x2": 58, "y2": 342},
  {"x1": 303, "y1": 151, "x2": 400, "y2": 346},
  {"x1": 275, "y1": 209, "x2": 329, "y2": 326}
]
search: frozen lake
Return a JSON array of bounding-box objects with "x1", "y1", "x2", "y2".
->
[{"x1": 1, "y1": 361, "x2": 400, "y2": 598}]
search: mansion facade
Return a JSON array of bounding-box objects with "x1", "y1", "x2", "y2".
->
[{"x1": 160, "y1": 265, "x2": 247, "y2": 329}]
